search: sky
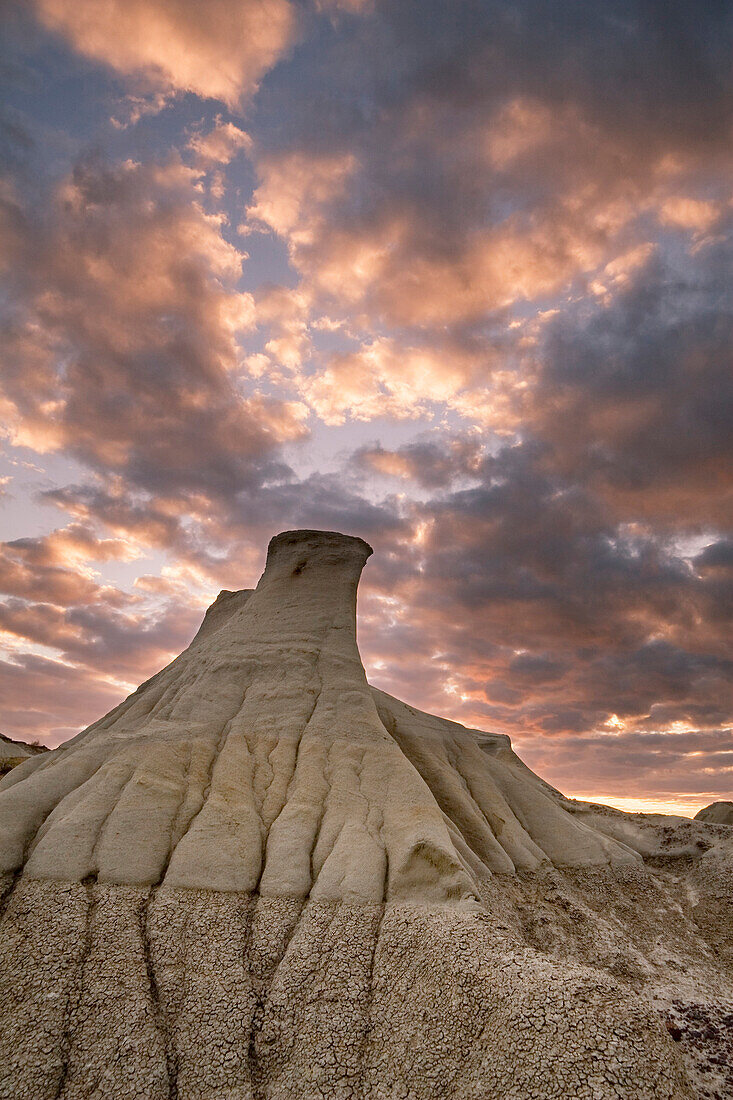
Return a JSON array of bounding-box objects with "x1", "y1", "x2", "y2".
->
[{"x1": 0, "y1": 0, "x2": 731, "y2": 815}]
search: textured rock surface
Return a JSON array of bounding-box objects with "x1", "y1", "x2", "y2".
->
[{"x1": 0, "y1": 529, "x2": 730, "y2": 1098}]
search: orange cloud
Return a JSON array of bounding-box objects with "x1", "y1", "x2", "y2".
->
[
  {"x1": 0, "y1": 528, "x2": 135, "y2": 607},
  {"x1": 483, "y1": 97, "x2": 556, "y2": 169},
  {"x1": 290, "y1": 331, "x2": 527, "y2": 430},
  {"x1": 34, "y1": 0, "x2": 297, "y2": 107},
  {"x1": 659, "y1": 196, "x2": 721, "y2": 233},
  {"x1": 383, "y1": 217, "x2": 605, "y2": 324},
  {"x1": 237, "y1": 61, "x2": 730, "y2": 344},
  {"x1": 6, "y1": 525, "x2": 139, "y2": 571},
  {"x1": 589, "y1": 243, "x2": 656, "y2": 300},
  {"x1": 297, "y1": 338, "x2": 493, "y2": 425},
  {"x1": 247, "y1": 151, "x2": 356, "y2": 243},
  {"x1": 361, "y1": 450, "x2": 416, "y2": 480},
  {"x1": 254, "y1": 284, "x2": 314, "y2": 372},
  {"x1": 252, "y1": 179, "x2": 636, "y2": 329},
  {"x1": 188, "y1": 120, "x2": 253, "y2": 165}
]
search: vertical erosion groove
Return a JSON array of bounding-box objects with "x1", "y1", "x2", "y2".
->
[
  {"x1": 54, "y1": 877, "x2": 97, "y2": 1100},
  {"x1": 357, "y1": 861, "x2": 388, "y2": 1092},
  {"x1": 138, "y1": 887, "x2": 178, "y2": 1100},
  {"x1": 156, "y1": 743, "x2": 193, "y2": 888},
  {"x1": 0, "y1": 870, "x2": 20, "y2": 924},
  {"x1": 253, "y1": 646, "x2": 324, "y2": 898},
  {"x1": 160, "y1": 684, "x2": 249, "y2": 884}
]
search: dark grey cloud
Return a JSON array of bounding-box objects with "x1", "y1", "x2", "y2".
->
[
  {"x1": 351, "y1": 434, "x2": 732, "y2": 800},
  {"x1": 535, "y1": 231, "x2": 733, "y2": 524},
  {"x1": 520, "y1": 724, "x2": 733, "y2": 802},
  {"x1": 696, "y1": 540, "x2": 733, "y2": 570}
]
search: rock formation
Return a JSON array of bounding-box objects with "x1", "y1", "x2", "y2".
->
[{"x1": 0, "y1": 530, "x2": 731, "y2": 1099}]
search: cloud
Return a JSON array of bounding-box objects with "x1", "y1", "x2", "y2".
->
[
  {"x1": 247, "y1": 151, "x2": 356, "y2": 242},
  {"x1": 39, "y1": 484, "x2": 188, "y2": 554},
  {"x1": 659, "y1": 196, "x2": 721, "y2": 234},
  {"x1": 0, "y1": 527, "x2": 136, "y2": 605},
  {"x1": 695, "y1": 540, "x2": 733, "y2": 572},
  {"x1": 0, "y1": 575, "x2": 203, "y2": 681},
  {"x1": 248, "y1": 0, "x2": 731, "y2": 319},
  {"x1": 33, "y1": 0, "x2": 297, "y2": 108},
  {"x1": 281, "y1": 332, "x2": 525, "y2": 428},
  {"x1": 7, "y1": 524, "x2": 140, "y2": 569},
  {"x1": 519, "y1": 725, "x2": 733, "y2": 807},
  {"x1": 0, "y1": 154, "x2": 308, "y2": 502},
  {"x1": 0, "y1": 653, "x2": 124, "y2": 747},
  {"x1": 0, "y1": 585, "x2": 206, "y2": 745},
  {"x1": 240, "y1": 0, "x2": 731, "y2": 443},
  {"x1": 349, "y1": 435, "x2": 732, "y2": 802},
  {"x1": 297, "y1": 339, "x2": 480, "y2": 424},
  {"x1": 533, "y1": 231, "x2": 733, "y2": 526},
  {"x1": 356, "y1": 434, "x2": 485, "y2": 489},
  {"x1": 187, "y1": 119, "x2": 252, "y2": 166}
]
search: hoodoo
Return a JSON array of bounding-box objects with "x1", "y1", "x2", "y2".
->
[{"x1": 0, "y1": 530, "x2": 731, "y2": 1099}]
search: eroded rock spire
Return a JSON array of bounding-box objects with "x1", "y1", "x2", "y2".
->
[{"x1": 1, "y1": 529, "x2": 725, "y2": 1099}]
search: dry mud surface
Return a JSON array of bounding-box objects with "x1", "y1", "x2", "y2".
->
[{"x1": 0, "y1": 530, "x2": 730, "y2": 1099}]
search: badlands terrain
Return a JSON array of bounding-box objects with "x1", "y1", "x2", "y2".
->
[{"x1": 0, "y1": 529, "x2": 730, "y2": 1099}]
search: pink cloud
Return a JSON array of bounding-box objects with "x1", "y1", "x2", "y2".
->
[{"x1": 297, "y1": 338, "x2": 507, "y2": 425}]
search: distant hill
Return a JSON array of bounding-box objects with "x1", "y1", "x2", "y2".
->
[
  {"x1": 695, "y1": 801, "x2": 733, "y2": 825},
  {"x1": 0, "y1": 732, "x2": 48, "y2": 776}
]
